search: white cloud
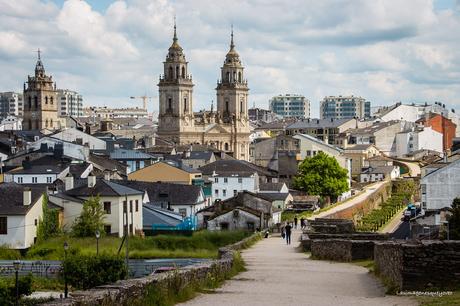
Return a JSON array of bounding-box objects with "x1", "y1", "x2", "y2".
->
[{"x1": 0, "y1": 0, "x2": 459, "y2": 116}]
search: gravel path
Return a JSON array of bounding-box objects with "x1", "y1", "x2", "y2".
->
[{"x1": 179, "y1": 230, "x2": 417, "y2": 306}]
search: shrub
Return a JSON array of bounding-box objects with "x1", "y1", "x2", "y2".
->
[
  {"x1": 0, "y1": 274, "x2": 33, "y2": 306},
  {"x1": 0, "y1": 245, "x2": 21, "y2": 260},
  {"x1": 72, "y1": 196, "x2": 105, "y2": 238},
  {"x1": 62, "y1": 253, "x2": 127, "y2": 290}
]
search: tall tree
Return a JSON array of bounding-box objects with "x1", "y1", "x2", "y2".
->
[
  {"x1": 448, "y1": 197, "x2": 460, "y2": 240},
  {"x1": 72, "y1": 196, "x2": 105, "y2": 237},
  {"x1": 293, "y1": 152, "x2": 349, "y2": 202},
  {"x1": 36, "y1": 193, "x2": 60, "y2": 242}
]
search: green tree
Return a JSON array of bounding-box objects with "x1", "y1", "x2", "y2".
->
[
  {"x1": 37, "y1": 194, "x2": 61, "y2": 242},
  {"x1": 293, "y1": 152, "x2": 349, "y2": 202},
  {"x1": 448, "y1": 197, "x2": 460, "y2": 240},
  {"x1": 72, "y1": 195, "x2": 105, "y2": 237}
]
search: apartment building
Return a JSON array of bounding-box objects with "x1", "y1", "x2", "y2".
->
[
  {"x1": 269, "y1": 94, "x2": 310, "y2": 118},
  {"x1": 320, "y1": 95, "x2": 370, "y2": 120}
]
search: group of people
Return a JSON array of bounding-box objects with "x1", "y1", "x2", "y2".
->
[{"x1": 281, "y1": 215, "x2": 308, "y2": 245}]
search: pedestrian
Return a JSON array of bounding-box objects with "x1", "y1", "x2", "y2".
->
[
  {"x1": 285, "y1": 222, "x2": 292, "y2": 245},
  {"x1": 281, "y1": 226, "x2": 285, "y2": 239},
  {"x1": 300, "y1": 217, "x2": 305, "y2": 229},
  {"x1": 294, "y1": 216, "x2": 298, "y2": 229}
]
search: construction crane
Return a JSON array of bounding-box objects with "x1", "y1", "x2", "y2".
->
[{"x1": 130, "y1": 96, "x2": 153, "y2": 110}]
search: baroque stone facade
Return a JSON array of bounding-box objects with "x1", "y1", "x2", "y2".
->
[
  {"x1": 157, "y1": 25, "x2": 251, "y2": 160},
  {"x1": 23, "y1": 50, "x2": 59, "y2": 130}
]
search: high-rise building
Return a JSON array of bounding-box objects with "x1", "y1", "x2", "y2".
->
[
  {"x1": 320, "y1": 95, "x2": 370, "y2": 120},
  {"x1": 156, "y1": 23, "x2": 250, "y2": 160},
  {"x1": 269, "y1": 94, "x2": 310, "y2": 118},
  {"x1": 57, "y1": 89, "x2": 83, "y2": 117},
  {"x1": 0, "y1": 92, "x2": 23, "y2": 118},
  {"x1": 23, "y1": 50, "x2": 59, "y2": 130}
]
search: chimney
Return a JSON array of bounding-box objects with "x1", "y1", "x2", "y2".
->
[
  {"x1": 65, "y1": 173, "x2": 74, "y2": 191},
  {"x1": 23, "y1": 187, "x2": 32, "y2": 206},
  {"x1": 87, "y1": 172, "x2": 96, "y2": 188},
  {"x1": 104, "y1": 171, "x2": 111, "y2": 181}
]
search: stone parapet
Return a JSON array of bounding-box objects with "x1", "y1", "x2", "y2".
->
[{"x1": 310, "y1": 239, "x2": 375, "y2": 262}]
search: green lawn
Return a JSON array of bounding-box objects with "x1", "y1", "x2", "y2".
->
[{"x1": 2, "y1": 230, "x2": 252, "y2": 260}]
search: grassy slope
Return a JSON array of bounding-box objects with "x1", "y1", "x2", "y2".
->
[{"x1": 3, "y1": 231, "x2": 252, "y2": 260}]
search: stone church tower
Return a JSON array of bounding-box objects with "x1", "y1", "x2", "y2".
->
[
  {"x1": 23, "y1": 50, "x2": 59, "y2": 130},
  {"x1": 157, "y1": 23, "x2": 195, "y2": 142},
  {"x1": 156, "y1": 25, "x2": 251, "y2": 160}
]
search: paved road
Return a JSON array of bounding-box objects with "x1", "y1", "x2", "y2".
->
[
  {"x1": 380, "y1": 207, "x2": 405, "y2": 234},
  {"x1": 311, "y1": 181, "x2": 387, "y2": 220},
  {"x1": 179, "y1": 230, "x2": 416, "y2": 306}
]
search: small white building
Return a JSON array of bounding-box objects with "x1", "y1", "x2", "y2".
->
[
  {"x1": 5, "y1": 165, "x2": 69, "y2": 184},
  {"x1": 49, "y1": 174, "x2": 143, "y2": 237},
  {"x1": 0, "y1": 184, "x2": 48, "y2": 249},
  {"x1": 359, "y1": 166, "x2": 400, "y2": 183},
  {"x1": 210, "y1": 172, "x2": 259, "y2": 202},
  {"x1": 395, "y1": 126, "x2": 443, "y2": 158},
  {"x1": 0, "y1": 116, "x2": 22, "y2": 131},
  {"x1": 420, "y1": 158, "x2": 460, "y2": 212},
  {"x1": 207, "y1": 207, "x2": 262, "y2": 231},
  {"x1": 50, "y1": 128, "x2": 106, "y2": 150}
]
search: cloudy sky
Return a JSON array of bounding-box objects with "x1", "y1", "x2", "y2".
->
[{"x1": 0, "y1": 0, "x2": 459, "y2": 117}]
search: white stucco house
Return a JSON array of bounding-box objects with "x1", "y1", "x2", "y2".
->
[
  {"x1": 420, "y1": 158, "x2": 460, "y2": 212},
  {"x1": 359, "y1": 166, "x2": 400, "y2": 183},
  {"x1": 0, "y1": 184, "x2": 49, "y2": 249},
  {"x1": 4, "y1": 164, "x2": 69, "y2": 184},
  {"x1": 50, "y1": 128, "x2": 107, "y2": 150},
  {"x1": 49, "y1": 174, "x2": 144, "y2": 237},
  {"x1": 395, "y1": 126, "x2": 443, "y2": 157}
]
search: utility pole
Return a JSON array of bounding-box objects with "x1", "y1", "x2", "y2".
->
[{"x1": 125, "y1": 194, "x2": 129, "y2": 277}]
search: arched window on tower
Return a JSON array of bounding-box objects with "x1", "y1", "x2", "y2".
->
[
  {"x1": 169, "y1": 67, "x2": 173, "y2": 80},
  {"x1": 226, "y1": 72, "x2": 230, "y2": 82},
  {"x1": 181, "y1": 66, "x2": 185, "y2": 78},
  {"x1": 28, "y1": 119, "x2": 32, "y2": 130},
  {"x1": 45, "y1": 119, "x2": 48, "y2": 128},
  {"x1": 240, "y1": 100, "x2": 243, "y2": 113},
  {"x1": 50, "y1": 119, "x2": 53, "y2": 128},
  {"x1": 225, "y1": 143, "x2": 229, "y2": 151},
  {"x1": 28, "y1": 96, "x2": 31, "y2": 109},
  {"x1": 233, "y1": 72, "x2": 236, "y2": 82},
  {"x1": 45, "y1": 96, "x2": 48, "y2": 104},
  {"x1": 50, "y1": 97, "x2": 53, "y2": 104},
  {"x1": 168, "y1": 98, "x2": 172, "y2": 111},
  {"x1": 184, "y1": 98, "x2": 187, "y2": 112},
  {"x1": 238, "y1": 72, "x2": 242, "y2": 83},
  {"x1": 225, "y1": 100, "x2": 229, "y2": 113},
  {"x1": 175, "y1": 66, "x2": 179, "y2": 79},
  {"x1": 34, "y1": 96, "x2": 38, "y2": 109}
]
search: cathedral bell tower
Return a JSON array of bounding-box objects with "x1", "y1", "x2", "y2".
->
[
  {"x1": 216, "y1": 28, "x2": 250, "y2": 160},
  {"x1": 157, "y1": 21, "x2": 194, "y2": 143},
  {"x1": 23, "y1": 49, "x2": 59, "y2": 131}
]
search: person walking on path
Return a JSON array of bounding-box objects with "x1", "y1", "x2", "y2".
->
[
  {"x1": 300, "y1": 217, "x2": 305, "y2": 230},
  {"x1": 285, "y1": 223, "x2": 292, "y2": 245},
  {"x1": 294, "y1": 216, "x2": 298, "y2": 229}
]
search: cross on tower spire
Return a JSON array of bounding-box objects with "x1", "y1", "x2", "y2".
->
[
  {"x1": 173, "y1": 15, "x2": 178, "y2": 43},
  {"x1": 37, "y1": 48, "x2": 41, "y2": 60}
]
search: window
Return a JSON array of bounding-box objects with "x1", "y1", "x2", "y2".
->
[
  {"x1": 104, "y1": 225, "x2": 111, "y2": 234},
  {"x1": 223, "y1": 189, "x2": 227, "y2": 197},
  {"x1": 45, "y1": 96, "x2": 48, "y2": 104},
  {"x1": 0, "y1": 217, "x2": 6, "y2": 235},
  {"x1": 168, "y1": 98, "x2": 172, "y2": 111},
  {"x1": 233, "y1": 190, "x2": 237, "y2": 196},
  {"x1": 35, "y1": 219, "x2": 38, "y2": 226},
  {"x1": 129, "y1": 200, "x2": 133, "y2": 213},
  {"x1": 220, "y1": 222, "x2": 229, "y2": 230},
  {"x1": 50, "y1": 97, "x2": 53, "y2": 104},
  {"x1": 215, "y1": 189, "x2": 219, "y2": 196},
  {"x1": 214, "y1": 177, "x2": 218, "y2": 183},
  {"x1": 179, "y1": 208, "x2": 187, "y2": 217},
  {"x1": 123, "y1": 201, "x2": 127, "y2": 213},
  {"x1": 306, "y1": 150, "x2": 311, "y2": 157},
  {"x1": 46, "y1": 177, "x2": 52, "y2": 183},
  {"x1": 247, "y1": 222, "x2": 255, "y2": 231},
  {"x1": 104, "y1": 202, "x2": 111, "y2": 214},
  {"x1": 224, "y1": 178, "x2": 228, "y2": 183},
  {"x1": 135, "y1": 200, "x2": 139, "y2": 212},
  {"x1": 32, "y1": 177, "x2": 37, "y2": 183},
  {"x1": 238, "y1": 178, "x2": 242, "y2": 183},
  {"x1": 421, "y1": 184, "x2": 426, "y2": 195},
  {"x1": 18, "y1": 177, "x2": 23, "y2": 184}
]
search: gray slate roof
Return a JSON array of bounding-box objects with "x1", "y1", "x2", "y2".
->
[
  {"x1": 143, "y1": 204, "x2": 183, "y2": 228},
  {"x1": 286, "y1": 118, "x2": 353, "y2": 129},
  {"x1": 110, "y1": 149, "x2": 154, "y2": 160},
  {"x1": 199, "y1": 159, "x2": 274, "y2": 177},
  {"x1": 0, "y1": 183, "x2": 47, "y2": 215},
  {"x1": 65, "y1": 179, "x2": 143, "y2": 197}
]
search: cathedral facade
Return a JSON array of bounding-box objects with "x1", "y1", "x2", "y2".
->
[
  {"x1": 156, "y1": 25, "x2": 251, "y2": 161},
  {"x1": 23, "y1": 51, "x2": 59, "y2": 131}
]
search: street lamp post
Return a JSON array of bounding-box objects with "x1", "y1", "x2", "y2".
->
[
  {"x1": 63, "y1": 241, "x2": 69, "y2": 298},
  {"x1": 95, "y1": 230, "x2": 100, "y2": 256},
  {"x1": 13, "y1": 260, "x2": 20, "y2": 306}
]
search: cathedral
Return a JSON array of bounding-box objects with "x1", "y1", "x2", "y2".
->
[
  {"x1": 156, "y1": 24, "x2": 251, "y2": 161},
  {"x1": 23, "y1": 50, "x2": 60, "y2": 131}
]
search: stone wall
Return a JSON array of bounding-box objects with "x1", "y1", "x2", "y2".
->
[
  {"x1": 41, "y1": 233, "x2": 261, "y2": 306},
  {"x1": 301, "y1": 233, "x2": 388, "y2": 251},
  {"x1": 309, "y1": 218, "x2": 355, "y2": 233},
  {"x1": 310, "y1": 239, "x2": 375, "y2": 262},
  {"x1": 374, "y1": 241, "x2": 460, "y2": 291}
]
